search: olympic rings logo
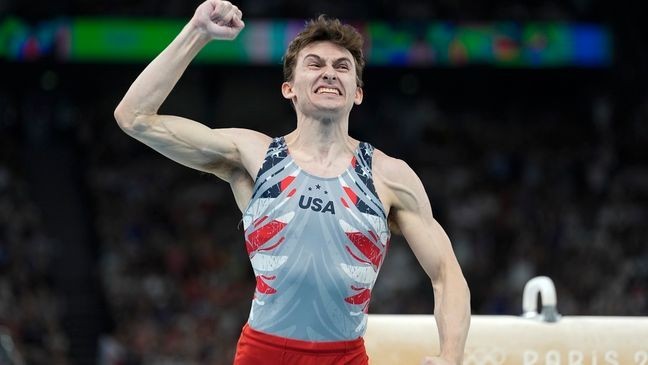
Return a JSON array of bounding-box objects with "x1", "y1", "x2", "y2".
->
[{"x1": 463, "y1": 347, "x2": 508, "y2": 365}]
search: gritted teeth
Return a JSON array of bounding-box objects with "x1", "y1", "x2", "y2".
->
[{"x1": 316, "y1": 87, "x2": 341, "y2": 95}]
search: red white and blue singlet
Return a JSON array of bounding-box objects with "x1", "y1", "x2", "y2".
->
[{"x1": 242, "y1": 136, "x2": 391, "y2": 342}]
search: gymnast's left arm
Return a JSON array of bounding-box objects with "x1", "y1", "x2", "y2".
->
[{"x1": 377, "y1": 156, "x2": 471, "y2": 365}]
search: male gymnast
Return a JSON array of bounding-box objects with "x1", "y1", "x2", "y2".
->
[{"x1": 114, "y1": 1, "x2": 470, "y2": 363}]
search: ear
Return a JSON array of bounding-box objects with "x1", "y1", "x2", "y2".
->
[
  {"x1": 354, "y1": 86, "x2": 363, "y2": 105},
  {"x1": 281, "y1": 81, "x2": 296, "y2": 100}
]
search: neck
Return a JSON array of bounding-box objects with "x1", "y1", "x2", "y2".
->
[{"x1": 285, "y1": 112, "x2": 354, "y2": 162}]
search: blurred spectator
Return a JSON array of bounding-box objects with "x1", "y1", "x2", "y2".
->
[{"x1": 0, "y1": 127, "x2": 70, "y2": 365}]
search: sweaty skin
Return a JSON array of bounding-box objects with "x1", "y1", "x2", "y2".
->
[{"x1": 114, "y1": 0, "x2": 470, "y2": 363}]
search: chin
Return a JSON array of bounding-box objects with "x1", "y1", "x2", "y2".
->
[
  {"x1": 318, "y1": 100, "x2": 351, "y2": 111},
  {"x1": 314, "y1": 106, "x2": 347, "y2": 117},
  {"x1": 299, "y1": 100, "x2": 352, "y2": 118}
]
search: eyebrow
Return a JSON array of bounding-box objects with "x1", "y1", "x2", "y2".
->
[{"x1": 303, "y1": 54, "x2": 352, "y2": 64}]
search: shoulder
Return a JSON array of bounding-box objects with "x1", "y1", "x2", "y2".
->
[
  {"x1": 218, "y1": 128, "x2": 273, "y2": 147},
  {"x1": 371, "y1": 149, "x2": 426, "y2": 212},
  {"x1": 219, "y1": 128, "x2": 274, "y2": 158},
  {"x1": 372, "y1": 148, "x2": 418, "y2": 186},
  {"x1": 216, "y1": 128, "x2": 273, "y2": 178}
]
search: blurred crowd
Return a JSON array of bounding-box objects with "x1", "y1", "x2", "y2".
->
[
  {"x1": 414, "y1": 96, "x2": 648, "y2": 316},
  {"x1": 0, "y1": 110, "x2": 69, "y2": 364},
  {"x1": 89, "y1": 146, "x2": 253, "y2": 364}
]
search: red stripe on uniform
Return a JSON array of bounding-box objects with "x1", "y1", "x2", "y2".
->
[
  {"x1": 258, "y1": 236, "x2": 285, "y2": 252},
  {"x1": 246, "y1": 220, "x2": 288, "y2": 254},
  {"x1": 368, "y1": 231, "x2": 378, "y2": 241},
  {"x1": 345, "y1": 245, "x2": 371, "y2": 265},
  {"x1": 344, "y1": 288, "x2": 371, "y2": 305},
  {"x1": 340, "y1": 197, "x2": 349, "y2": 208},
  {"x1": 253, "y1": 216, "x2": 268, "y2": 227},
  {"x1": 343, "y1": 186, "x2": 358, "y2": 205},
  {"x1": 345, "y1": 232, "x2": 382, "y2": 268},
  {"x1": 255, "y1": 276, "x2": 277, "y2": 294},
  {"x1": 280, "y1": 175, "x2": 296, "y2": 191}
]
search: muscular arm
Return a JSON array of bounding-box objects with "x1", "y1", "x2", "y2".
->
[
  {"x1": 376, "y1": 155, "x2": 470, "y2": 364},
  {"x1": 114, "y1": 1, "x2": 268, "y2": 186}
]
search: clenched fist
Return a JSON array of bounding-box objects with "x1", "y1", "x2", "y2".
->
[{"x1": 191, "y1": 0, "x2": 244, "y2": 40}]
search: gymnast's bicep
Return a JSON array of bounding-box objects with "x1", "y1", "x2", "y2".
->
[
  {"x1": 116, "y1": 113, "x2": 266, "y2": 181},
  {"x1": 386, "y1": 161, "x2": 460, "y2": 282}
]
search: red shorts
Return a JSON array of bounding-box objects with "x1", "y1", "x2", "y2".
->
[{"x1": 233, "y1": 324, "x2": 369, "y2": 365}]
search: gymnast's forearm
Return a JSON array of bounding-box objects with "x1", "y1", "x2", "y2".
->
[
  {"x1": 434, "y1": 268, "x2": 471, "y2": 364},
  {"x1": 114, "y1": 23, "x2": 210, "y2": 128}
]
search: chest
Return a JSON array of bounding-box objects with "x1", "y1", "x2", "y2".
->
[
  {"x1": 290, "y1": 160, "x2": 392, "y2": 215},
  {"x1": 289, "y1": 152, "x2": 355, "y2": 180}
]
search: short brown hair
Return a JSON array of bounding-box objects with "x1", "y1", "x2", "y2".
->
[{"x1": 283, "y1": 15, "x2": 365, "y2": 87}]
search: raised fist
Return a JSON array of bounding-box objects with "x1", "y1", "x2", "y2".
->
[{"x1": 191, "y1": 0, "x2": 244, "y2": 40}]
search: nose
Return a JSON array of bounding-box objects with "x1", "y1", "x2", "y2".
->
[{"x1": 322, "y1": 67, "x2": 337, "y2": 81}]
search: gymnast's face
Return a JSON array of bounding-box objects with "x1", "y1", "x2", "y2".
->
[{"x1": 282, "y1": 41, "x2": 363, "y2": 118}]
